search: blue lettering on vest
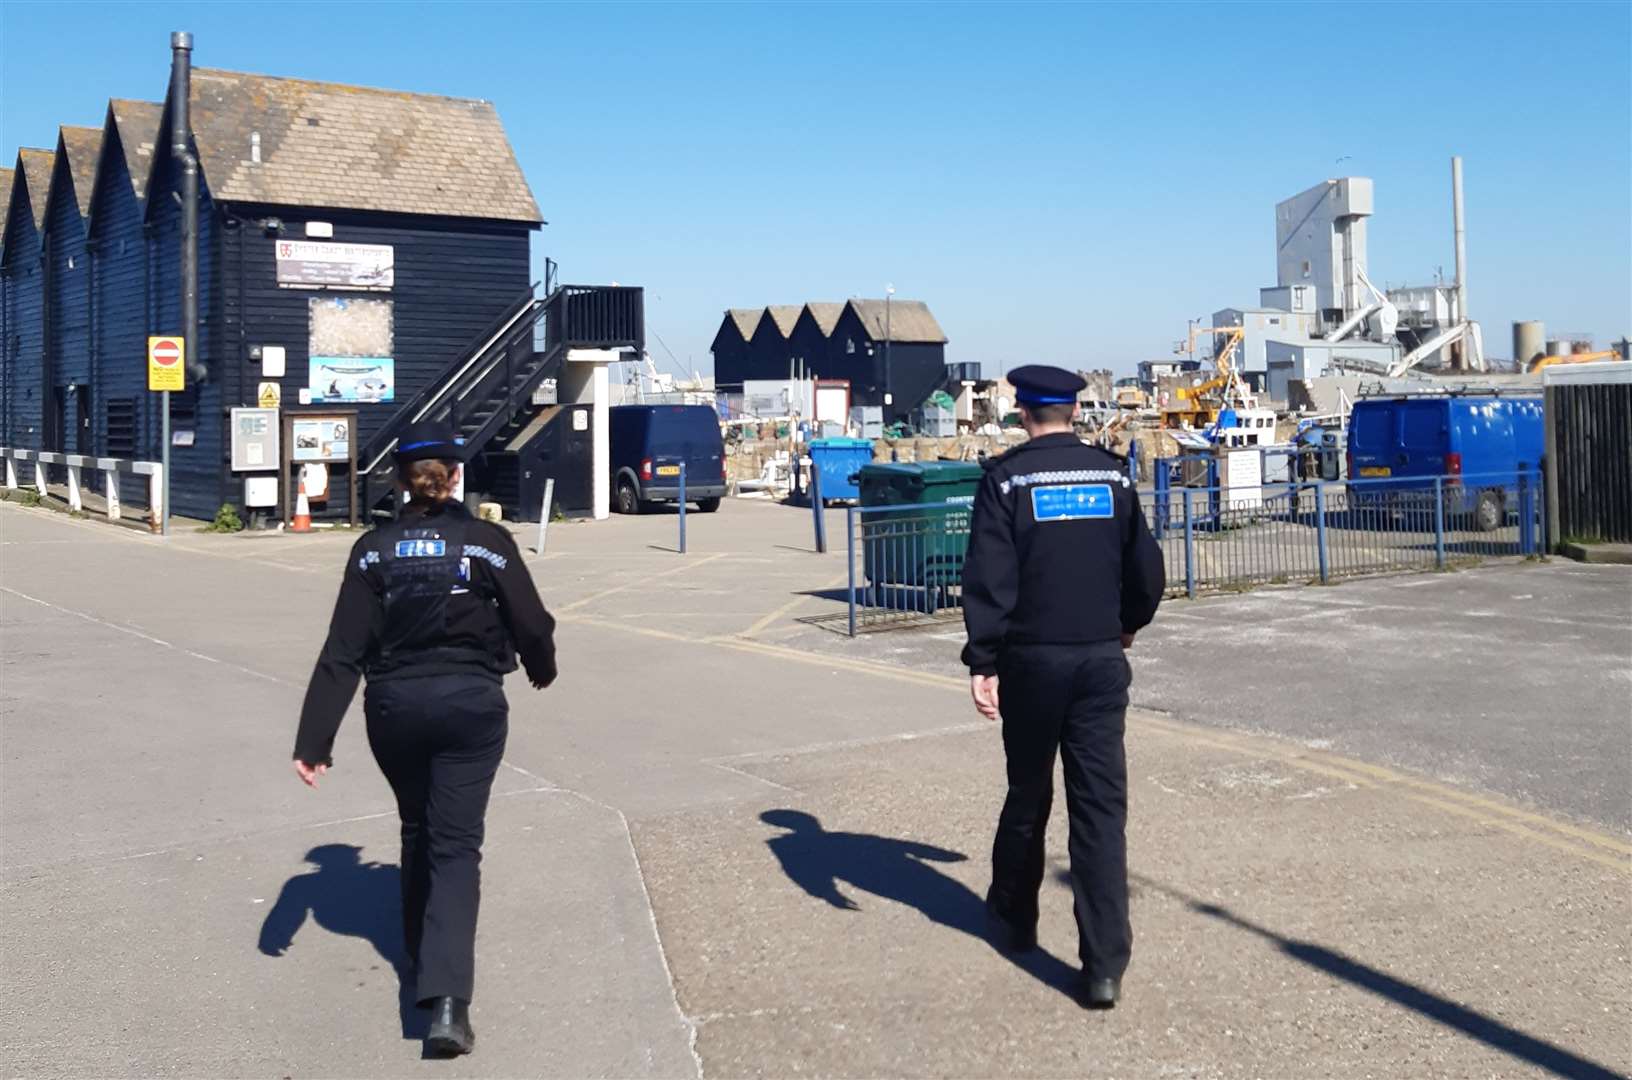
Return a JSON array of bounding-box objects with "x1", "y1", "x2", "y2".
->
[
  {"x1": 1031, "y1": 484, "x2": 1114, "y2": 522},
  {"x1": 394, "y1": 539, "x2": 447, "y2": 558}
]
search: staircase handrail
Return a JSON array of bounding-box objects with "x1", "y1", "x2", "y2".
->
[{"x1": 360, "y1": 283, "x2": 542, "y2": 475}]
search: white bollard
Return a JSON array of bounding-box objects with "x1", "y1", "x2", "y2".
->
[
  {"x1": 67, "y1": 465, "x2": 83, "y2": 512},
  {"x1": 34, "y1": 462, "x2": 47, "y2": 497},
  {"x1": 105, "y1": 471, "x2": 121, "y2": 520},
  {"x1": 534, "y1": 477, "x2": 556, "y2": 554},
  {"x1": 148, "y1": 467, "x2": 163, "y2": 533},
  {"x1": 4, "y1": 458, "x2": 16, "y2": 490}
]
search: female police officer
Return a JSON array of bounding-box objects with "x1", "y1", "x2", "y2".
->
[{"x1": 290, "y1": 419, "x2": 557, "y2": 1057}]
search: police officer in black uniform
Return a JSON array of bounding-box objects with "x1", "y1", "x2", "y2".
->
[
  {"x1": 961, "y1": 365, "x2": 1165, "y2": 1009},
  {"x1": 291, "y1": 420, "x2": 557, "y2": 1056}
]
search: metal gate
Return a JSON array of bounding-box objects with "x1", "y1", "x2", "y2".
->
[{"x1": 1545, "y1": 374, "x2": 1632, "y2": 545}]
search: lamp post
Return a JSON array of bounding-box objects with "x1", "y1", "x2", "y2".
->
[{"x1": 884, "y1": 284, "x2": 894, "y2": 421}]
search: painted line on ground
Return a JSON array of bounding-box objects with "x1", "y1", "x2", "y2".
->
[
  {"x1": 556, "y1": 552, "x2": 728, "y2": 613},
  {"x1": 1, "y1": 586, "x2": 296, "y2": 687},
  {"x1": 565, "y1": 611, "x2": 1630, "y2": 872},
  {"x1": 737, "y1": 572, "x2": 852, "y2": 638}
]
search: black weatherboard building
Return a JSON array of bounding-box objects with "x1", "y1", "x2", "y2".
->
[
  {"x1": 709, "y1": 298, "x2": 948, "y2": 423},
  {"x1": 3, "y1": 59, "x2": 639, "y2": 522},
  {"x1": 709, "y1": 308, "x2": 761, "y2": 391}
]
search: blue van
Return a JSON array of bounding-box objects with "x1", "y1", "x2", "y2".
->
[
  {"x1": 1347, "y1": 395, "x2": 1543, "y2": 530},
  {"x1": 610, "y1": 405, "x2": 726, "y2": 514}
]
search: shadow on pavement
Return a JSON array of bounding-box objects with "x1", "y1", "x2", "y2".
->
[
  {"x1": 761, "y1": 810, "x2": 1081, "y2": 998},
  {"x1": 257, "y1": 844, "x2": 428, "y2": 1040},
  {"x1": 1134, "y1": 874, "x2": 1624, "y2": 1080}
]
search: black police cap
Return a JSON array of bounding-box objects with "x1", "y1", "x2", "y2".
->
[
  {"x1": 394, "y1": 419, "x2": 469, "y2": 463},
  {"x1": 1008, "y1": 364, "x2": 1086, "y2": 406}
]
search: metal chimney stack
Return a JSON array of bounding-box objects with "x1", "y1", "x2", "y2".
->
[
  {"x1": 170, "y1": 32, "x2": 202, "y2": 384},
  {"x1": 1451, "y1": 156, "x2": 1467, "y2": 370}
]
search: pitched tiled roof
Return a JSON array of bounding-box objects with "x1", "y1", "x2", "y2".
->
[
  {"x1": 726, "y1": 308, "x2": 762, "y2": 340},
  {"x1": 0, "y1": 168, "x2": 12, "y2": 247},
  {"x1": 109, "y1": 99, "x2": 164, "y2": 203},
  {"x1": 762, "y1": 304, "x2": 802, "y2": 338},
  {"x1": 845, "y1": 299, "x2": 947, "y2": 344},
  {"x1": 18, "y1": 149, "x2": 55, "y2": 231},
  {"x1": 182, "y1": 68, "x2": 541, "y2": 223},
  {"x1": 803, "y1": 302, "x2": 844, "y2": 335},
  {"x1": 58, "y1": 125, "x2": 104, "y2": 219}
]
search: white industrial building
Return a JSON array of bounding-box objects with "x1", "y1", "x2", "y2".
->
[{"x1": 1201, "y1": 158, "x2": 1484, "y2": 405}]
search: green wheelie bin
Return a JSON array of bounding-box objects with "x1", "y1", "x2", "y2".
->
[{"x1": 855, "y1": 462, "x2": 985, "y2": 605}]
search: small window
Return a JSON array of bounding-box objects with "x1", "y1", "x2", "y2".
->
[
  {"x1": 1302, "y1": 260, "x2": 1312, "y2": 277},
  {"x1": 846, "y1": 338, "x2": 856, "y2": 355}
]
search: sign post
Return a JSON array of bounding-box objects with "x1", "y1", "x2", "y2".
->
[{"x1": 148, "y1": 335, "x2": 186, "y2": 536}]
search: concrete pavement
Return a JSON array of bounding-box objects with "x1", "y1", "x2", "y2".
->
[{"x1": 2, "y1": 497, "x2": 1628, "y2": 1077}]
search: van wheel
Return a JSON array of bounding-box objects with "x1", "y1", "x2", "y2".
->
[
  {"x1": 616, "y1": 479, "x2": 642, "y2": 516},
  {"x1": 1474, "y1": 489, "x2": 1504, "y2": 532},
  {"x1": 695, "y1": 497, "x2": 721, "y2": 513}
]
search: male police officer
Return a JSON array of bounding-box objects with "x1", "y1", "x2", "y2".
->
[{"x1": 961, "y1": 364, "x2": 1165, "y2": 1009}]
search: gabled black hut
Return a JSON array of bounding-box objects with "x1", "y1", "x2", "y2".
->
[
  {"x1": 709, "y1": 307, "x2": 763, "y2": 391},
  {"x1": 2, "y1": 149, "x2": 54, "y2": 448}
]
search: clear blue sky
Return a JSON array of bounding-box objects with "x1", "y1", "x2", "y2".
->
[{"x1": 4, "y1": 1, "x2": 1628, "y2": 379}]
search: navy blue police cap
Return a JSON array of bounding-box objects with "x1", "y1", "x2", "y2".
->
[
  {"x1": 394, "y1": 419, "x2": 469, "y2": 463},
  {"x1": 1008, "y1": 364, "x2": 1086, "y2": 406}
]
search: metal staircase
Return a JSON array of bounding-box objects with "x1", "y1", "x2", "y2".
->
[{"x1": 359, "y1": 281, "x2": 644, "y2": 514}]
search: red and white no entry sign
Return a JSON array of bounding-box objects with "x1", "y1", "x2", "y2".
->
[{"x1": 148, "y1": 336, "x2": 186, "y2": 391}]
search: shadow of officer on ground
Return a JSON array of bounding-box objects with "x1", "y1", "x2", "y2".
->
[
  {"x1": 760, "y1": 810, "x2": 1080, "y2": 995},
  {"x1": 257, "y1": 844, "x2": 427, "y2": 1039}
]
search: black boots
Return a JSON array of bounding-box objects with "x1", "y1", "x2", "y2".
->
[
  {"x1": 1077, "y1": 976, "x2": 1121, "y2": 1009},
  {"x1": 983, "y1": 898, "x2": 1039, "y2": 953},
  {"x1": 424, "y1": 996, "x2": 475, "y2": 1057}
]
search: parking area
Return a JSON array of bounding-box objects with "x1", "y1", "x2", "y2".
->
[{"x1": 2, "y1": 497, "x2": 1628, "y2": 1078}]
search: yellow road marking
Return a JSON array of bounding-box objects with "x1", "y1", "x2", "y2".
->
[
  {"x1": 557, "y1": 552, "x2": 727, "y2": 613},
  {"x1": 737, "y1": 572, "x2": 851, "y2": 638},
  {"x1": 564, "y1": 611, "x2": 1630, "y2": 873}
]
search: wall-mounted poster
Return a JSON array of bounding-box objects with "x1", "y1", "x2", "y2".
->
[
  {"x1": 291, "y1": 417, "x2": 351, "y2": 462},
  {"x1": 309, "y1": 356, "x2": 395, "y2": 403},
  {"x1": 276, "y1": 240, "x2": 394, "y2": 290}
]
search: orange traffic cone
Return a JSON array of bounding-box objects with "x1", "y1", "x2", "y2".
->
[{"x1": 291, "y1": 471, "x2": 312, "y2": 533}]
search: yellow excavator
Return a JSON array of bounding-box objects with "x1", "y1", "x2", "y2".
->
[
  {"x1": 1527, "y1": 348, "x2": 1626, "y2": 374},
  {"x1": 1162, "y1": 325, "x2": 1248, "y2": 429}
]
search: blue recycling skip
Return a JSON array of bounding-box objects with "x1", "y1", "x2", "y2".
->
[{"x1": 1031, "y1": 483, "x2": 1114, "y2": 522}]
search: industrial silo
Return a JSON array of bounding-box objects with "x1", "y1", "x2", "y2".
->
[{"x1": 1513, "y1": 321, "x2": 1545, "y2": 369}]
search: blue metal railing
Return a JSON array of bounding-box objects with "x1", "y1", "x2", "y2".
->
[{"x1": 841, "y1": 469, "x2": 1544, "y2": 635}]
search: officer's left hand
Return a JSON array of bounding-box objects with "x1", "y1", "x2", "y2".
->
[{"x1": 970, "y1": 675, "x2": 1001, "y2": 721}]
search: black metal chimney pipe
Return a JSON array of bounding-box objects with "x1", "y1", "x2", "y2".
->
[{"x1": 169, "y1": 31, "x2": 203, "y2": 383}]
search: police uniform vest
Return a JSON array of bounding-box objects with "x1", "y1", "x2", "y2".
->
[{"x1": 365, "y1": 510, "x2": 513, "y2": 679}]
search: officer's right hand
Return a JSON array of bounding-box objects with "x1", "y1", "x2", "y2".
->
[
  {"x1": 293, "y1": 760, "x2": 329, "y2": 788},
  {"x1": 971, "y1": 675, "x2": 1001, "y2": 721}
]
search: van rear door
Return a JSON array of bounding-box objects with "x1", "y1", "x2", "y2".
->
[
  {"x1": 646, "y1": 406, "x2": 724, "y2": 484},
  {"x1": 1349, "y1": 402, "x2": 1394, "y2": 476},
  {"x1": 1395, "y1": 400, "x2": 1450, "y2": 478}
]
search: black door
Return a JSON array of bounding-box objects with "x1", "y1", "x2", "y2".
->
[
  {"x1": 555, "y1": 406, "x2": 593, "y2": 512},
  {"x1": 48, "y1": 385, "x2": 66, "y2": 452},
  {"x1": 74, "y1": 385, "x2": 92, "y2": 454},
  {"x1": 519, "y1": 405, "x2": 594, "y2": 517}
]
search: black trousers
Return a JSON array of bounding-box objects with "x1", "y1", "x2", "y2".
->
[
  {"x1": 364, "y1": 672, "x2": 508, "y2": 1004},
  {"x1": 989, "y1": 641, "x2": 1132, "y2": 980}
]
